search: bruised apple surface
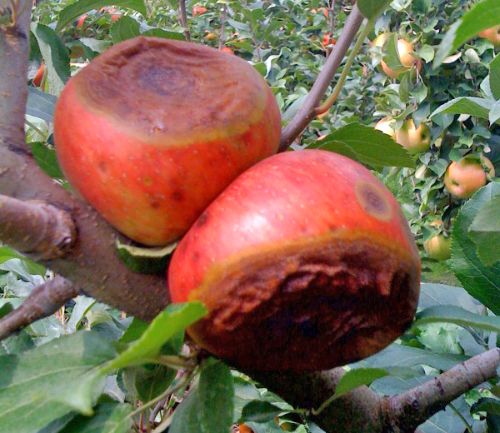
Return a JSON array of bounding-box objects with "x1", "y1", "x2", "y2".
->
[
  {"x1": 168, "y1": 150, "x2": 421, "y2": 371},
  {"x1": 54, "y1": 37, "x2": 281, "y2": 246}
]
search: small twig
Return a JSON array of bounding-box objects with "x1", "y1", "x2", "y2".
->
[
  {"x1": 178, "y1": 0, "x2": 190, "y2": 42},
  {"x1": 0, "y1": 275, "x2": 78, "y2": 340},
  {"x1": 0, "y1": 194, "x2": 76, "y2": 260},
  {"x1": 149, "y1": 398, "x2": 167, "y2": 425},
  {"x1": 218, "y1": 3, "x2": 227, "y2": 50},
  {"x1": 315, "y1": 18, "x2": 373, "y2": 115},
  {"x1": 279, "y1": 4, "x2": 364, "y2": 151}
]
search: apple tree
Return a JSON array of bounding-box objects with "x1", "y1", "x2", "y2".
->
[{"x1": 0, "y1": 0, "x2": 499, "y2": 432}]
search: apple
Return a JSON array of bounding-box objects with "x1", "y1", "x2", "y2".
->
[
  {"x1": 32, "y1": 63, "x2": 45, "y2": 87},
  {"x1": 168, "y1": 150, "x2": 421, "y2": 371},
  {"x1": 372, "y1": 34, "x2": 421, "y2": 79},
  {"x1": 444, "y1": 156, "x2": 495, "y2": 199},
  {"x1": 395, "y1": 119, "x2": 430, "y2": 154},
  {"x1": 75, "y1": 14, "x2": 87, "y2": 30},
  {"x1": 192, "y1": 5, "x2": 207, "y2": 16},
  {"x1": 424, "y1": 235, "x2": 451, "y2": 261},
  {"x1": 479, "y1": 26, "x2": 500, "y2": 45},
  {"x1": 220, "y1": 46, "x2": 234, "y2": 55},
  {"x1": 375, "y1": 117, "x2": 396, "y2": 139},
  {"x1": 54, "y1": 37, "x2": 281, "y2": 246},
  {"x1": 322, "y1": 33, "x2": 336, "y2": 48},
  {"x1": 238, "y1": 425, "x2": 254, "y2": 433},
  {"x1": 205, "y1": 32, "x2": 217, "y2": 41}
]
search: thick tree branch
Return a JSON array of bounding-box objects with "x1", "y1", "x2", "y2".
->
[
  {"x1": 0, "y1": 194, "x2": 76, "y2": 259},
  {"x1": 279, "y1": 4, "x2": 364, "y2": 150},
  {"x1": 384, "y1": 348, "x2": 500, "y2": 432},
  {"x1": 0, "y1": 275, "x2": 78, "y2": 340},
  {"x1": 0, "y1": 0, "x2": 167, "y2": 321}
]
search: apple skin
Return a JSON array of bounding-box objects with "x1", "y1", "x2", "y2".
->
[
  {"x1": 395, "y1": 119, "x2": 430, "y2": 154},
  {"x1": 372, "y1": 34, "x2": 421, "y2": 79},
  {"x1": 444, "y1": 157, "x2": 495, "y2": 199},
  {"x1": 192, "y1": 5, "x2": 207, "y2": 16},
  {"x1": 32, "y1": 63, "x2": 45, "y2": 87},
  {"x1": 54, "y1": 37, "x2": 281, "y2": 246},
  {"x1": 479, "y1": 26, "x2": 500, "y2": 45},
  {"x1": 168, "y1": 150, "x2": 421, "y2": 371},
  {"x1": 424, "y1": 235, "x2": 451, "y2": 261},
  {"x1": 375, "y1": 117, "x2": 396, "y2": 139}
]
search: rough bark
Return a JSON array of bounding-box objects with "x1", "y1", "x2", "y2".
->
[
  {"x1": 0, "y1": 194, "x2": 76, "y2": 259},
  {"x1": 0, "y1": 275, "x2": 78, "y2": 339}
]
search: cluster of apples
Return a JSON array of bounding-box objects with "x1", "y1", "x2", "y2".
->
[{"x1": 54, "y1": 37, "x2": 420, "y2": 371}]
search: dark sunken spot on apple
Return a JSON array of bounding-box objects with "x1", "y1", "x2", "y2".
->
[
  {"x1": 196, "y1": 212, "x2": 210, "y2": 228},
  {"x1": 189, "y1": 236, "x2": 419, "y2": 372},
  {"x1": 171, "y1": 190, "x2": 184, "y2": 202},
  {"x1": 355, "y1": 181, "x2": 392, "y2": 222}
]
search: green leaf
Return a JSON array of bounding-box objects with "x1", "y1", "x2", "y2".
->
[
  {"x1": 26, "y1": 87, "x2": 57, "y2": 122},
  {"x1": 169, "y1": 388, "x2": 203, "y2": 433},
  {"x1": 490, "y1": 100, "x2": 500, "y2": 125},
  {"x1": 0, "y1": 332, "x2": 116, "y2": 433},
  {"x1": 430, "y1": 97, "x2": 493, "y2": 121},
  {"x1": 198, "y1": 359, "x2": 234, "y2": 433},
  {"x1": 384, "y1": 33, "x2": 405, "y2": 73},
  {"x1": 29, "y1": 142, "x2": 65, "y2": 179},
  {"x1": 57, "y1": 0, "x2": 147, "y2": 32},
  {"x1": 118, "y1": 317, "x2": 149, "y2": 344},
  {"x1": 110, "y1": 16, "x2": 140, "y2": 44},
  {"x1": 333, "y1": 368, "x2": 388, "y2": 399},
  {"x1": 414, "y1": 306, "x2": 500, "y2": 332},
  {"x1": 434, "y1": 0, "x2": 500, "y2": 67},
  {"x1": 449, "y1": 183, "x2": 500, "y2": 314},
  {"x1": 240, "y1": 401, "x2": 283, "y2": 423},
  {"x1": 141, "y1": 28, "x2": 185, "y2": 40},
  {"x1": 471, "y1": 398, "x2": 500, "y2": 416},
  {"x1": 357, "y1": 0, "x2": 391, "y2": 19},
  {"x1": 116, "y1": 241, "x2": 177, "y2": 274},
  {"x1": 104, "y1": 302, "x2": 207, "y2": 371},
  {"x1": 490, "y1": 55, "x2": 500, "y2": 100},
  {"x1": 311, "y1": 123, "x2": 415, "y2": 168},
  {"x1": 469, "y1": 195, "x2": 500, "y2": 266},
  {"x1": 31, "y1": 24, "x2": 70, "y2": 96},
  {"x1": 60, "y1": 402, "x2": 133, "y2": 433}
]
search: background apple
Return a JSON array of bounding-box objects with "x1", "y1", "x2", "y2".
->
[
  {"x1": 169, "y1": 150, "x2": 420, "y2": 371},
  {"x1": 372, "y1": 34, "x2": 421, "y2": 79},
  {"x1": 444, "y1": 156, "x2": 495, "y2": 199},
  {"x1": 424, "y1": 235, "x2": 451, "y2": 261},
  {"x1": 375, "y1": 117, "x2": 396, "y2": 139},
  {"x1": 479, "y1": 25, "x2": 500, "y2": 45},
  {"x1": 395, "y1": 119, "x2": 430, "y2": 154}
]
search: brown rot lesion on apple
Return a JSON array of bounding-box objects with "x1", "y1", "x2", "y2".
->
[{"x1": 355, "y1": 181, "x2": 392, "y2": 222}]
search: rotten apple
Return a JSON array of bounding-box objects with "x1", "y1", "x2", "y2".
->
[
  {"x1": 54, "y1": 37, "x2": 281, "y2": 246},
  {"x1": 168, "y1": 150, "x2": 421, "y2": 371}
]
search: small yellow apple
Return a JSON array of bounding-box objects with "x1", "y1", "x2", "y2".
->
[
  {"x1": 372, "y1": 34, "x2": 421, "y2": 79},
  {"x1": 444, "y1": 156, "x2": 495, "y2": 199},
  {"x1": 479, "y1": 26, "x2": 500, "y2": 45},
  {"x1": 424, "y1": 235, "x2": 451, "y2": 261},
  {"x1": 375, "y1": 117, "x2": 396, "y2": 139},
  {"x1": 395, "y1": 119, "x2": 431, "y2": 154}
]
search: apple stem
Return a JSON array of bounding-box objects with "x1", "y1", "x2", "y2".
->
[{"x1": 315, "y1": 18, "x2": 374, "y2": 115}]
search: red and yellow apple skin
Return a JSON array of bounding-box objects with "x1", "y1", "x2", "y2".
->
[
  {"x1": 395, "y1": 119, "x2": 431, "y2": 154},
  {"x1": 479, "y1": 26, "x2": 500, "y2": 45},
  {"x1": 54, "y1": 37, "x2": 281, "y2": 246},
  {"x1": 168, "y1": 150, "x2": 421, "y2": 371},
  {"x1": 444, "y1": 157, "x2": 495, "y2": 199}
]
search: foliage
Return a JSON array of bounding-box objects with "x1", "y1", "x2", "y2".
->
[{"x1": 2, "y1": 0, "x2": 499, "y2": 431}]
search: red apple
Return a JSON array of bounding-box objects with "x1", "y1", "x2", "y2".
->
[
  {"x1": 168, "y1": 150, "x2": 421, "y2": 371},
  {"x1": 479, "y1": 26, "x2": 500, "y2": 45},
  {"x1": 395, "y1": 119, "x2": 431, "y2": 154},
  {"x1": 372, "y1": 34, "x2": 421, "y2": 79},
  {"x1": 54, "y1": 37, "x2": 281, "y2": 246},
  {"x1": 192, "y1": 5, "x2": 207, "y2": 16},
  {"x1": 32, "y1": 63, "x2": 45, "y2": 87},
  {"x1": 220, "y1": 46, "x2": 234, "y2": 55},
  {"x1": 444, "y1": 156, "x2": 495, "y2": 199},
  {"x1": 75, "y1": 14, "x2": 87, "y2": 29}
]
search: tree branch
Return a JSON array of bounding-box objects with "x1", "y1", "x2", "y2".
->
[
  {"x1": 279, "y1": 4, "x2": 364, "y2": 151},
  {"x1": 178, "y1": 0, "x2": 190, "y2": 42},
  {"x1": 0, "y1": 275, "x2": 78, "y2": 340},
  {"x1": 0, "y1": 194, "x2": 76, "y2": 259},
  {"x1": 384, "y1": 348, "x2": 500, "y2": 433}
]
